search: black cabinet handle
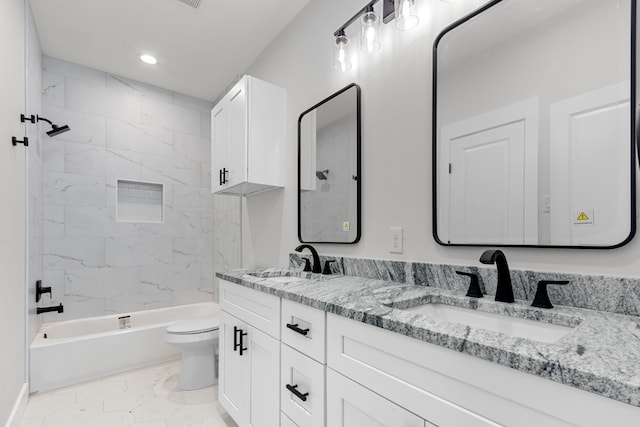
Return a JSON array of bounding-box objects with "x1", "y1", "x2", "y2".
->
[
  {"x1": 219, "y1": 169, "x2": 223, "y2": 186},
  {"x1": 239, "y1": 329, "x2": 247, "y2": 355},
  {"x1": 233, "y1": 326, "x2": 247, "y2": 355},
  {"x1": 286, "y1": 323, "x2": 309, "y2": 336},
  {"x1": 285, "y1": 384, "x2": 309, "y2": 402},
  {"x1": 233, "y1": 326, "x2": 240, "y2": 352},
  {"x1": 222, "y1": 167, "x2": 228, "y2": 184}
]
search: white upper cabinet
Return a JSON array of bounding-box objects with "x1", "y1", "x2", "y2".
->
[{"x1": 211, "y1": 75, "x2": 285, "y2": 196}]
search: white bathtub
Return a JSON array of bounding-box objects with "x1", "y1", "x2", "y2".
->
[{"x1": 30, "y1": 302, "x2": 218, "y2": 393}]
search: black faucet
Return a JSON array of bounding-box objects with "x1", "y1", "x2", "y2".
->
[
  {"x1": 37, "y1": 303, "x2": 64, "y2": 315},
  {"x1": 479, "y1": 249, "x2": 514, "y2": 303},
  {"x1": 295, "y1": 244, "x2": 321, "y2": 274}
]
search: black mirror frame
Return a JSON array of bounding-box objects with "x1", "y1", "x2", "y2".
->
[
  {"x1": 297, "y1": 83, "x2": 362, "y2": 244},
  {"x1": 432, "y1": 0, "x2": 637, "y2": 249}
]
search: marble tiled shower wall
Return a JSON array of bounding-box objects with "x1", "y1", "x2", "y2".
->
[{"x1": 40, "y1": 56, "x2": 227, "y2": 321}]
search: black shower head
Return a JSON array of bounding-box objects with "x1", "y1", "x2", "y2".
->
[
  {"x1": 46, "y1": 124, "x2": 71, "y2": 137},
  {"x1": 316, "y1": 169, "x2": 330, "y2": 180},
  {"x1": 22, "y1": 115, "x2": 71, "y2": 138}
]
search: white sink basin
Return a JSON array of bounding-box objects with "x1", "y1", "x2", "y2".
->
[{"x1": 404, "y1": 303, "x2": 574, "y2": 343}]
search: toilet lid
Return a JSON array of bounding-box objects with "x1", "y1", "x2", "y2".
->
[{"x1": 167, "y1": 315, "x2": 220, "y2": 335}]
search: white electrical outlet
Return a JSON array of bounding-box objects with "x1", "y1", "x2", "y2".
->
[{"x1": 389, "y1": 227, "x2": 403, "y2": 254}]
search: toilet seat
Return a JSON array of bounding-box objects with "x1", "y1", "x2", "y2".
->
[{"x1": 166, "y1": 315, "x2": 220, "y2": 335}]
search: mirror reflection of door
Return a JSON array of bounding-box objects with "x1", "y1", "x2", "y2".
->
[
  {"x1": 550, "y1": 82, "x2": 631, "y2": 245},
  {"x1": 433, "y1": 0, "x2": 635, "y2": 247},
  {"x1": 439, "y1": 99, "x2": 538, "y2": 245}
]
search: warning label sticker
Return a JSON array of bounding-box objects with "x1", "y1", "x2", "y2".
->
[{"x1": 573, "y1": 210, "x2": 594, "y2": 227}]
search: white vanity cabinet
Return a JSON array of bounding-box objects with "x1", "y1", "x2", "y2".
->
[
  {"x1": 326, "y1": 313, "x2": 640, "y2": 427},
  {"x1": 219, "y1": 280, "x2": 640, "y2": 427},
  {"x1": 218, "y1": 280, "x2": 281, "y2": 427},
  {"x1": 211, "y1": 75, "x2": 285, "y2": 196}
]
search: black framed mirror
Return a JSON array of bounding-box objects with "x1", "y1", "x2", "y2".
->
[
  {"x1": 298, "y1": 83, "x2": 361, "y2": 244},
  {"x1": 433, "y1": 0, "x2": 636, "y2": 248}
]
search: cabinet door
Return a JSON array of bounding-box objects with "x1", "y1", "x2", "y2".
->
[
  {"x1": 247, "y1": 324, "x2": 280, "y2": 427},
  {"x1": 219, "y1": 311, "x2": 250, "y2": 425},
  {"x1": 327, "y1": 368, "x2": 427, "y2": 427},
  {"x1": 212, "y1": 98, "x2": 230, "y2": 191},
  {"x1": 227, "y1": 78, "x2": 248, "y2": 187}
]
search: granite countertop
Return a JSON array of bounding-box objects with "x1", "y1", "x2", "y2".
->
[{"x1": 217, "y1": 268, "x2": 640, "y2": 408}]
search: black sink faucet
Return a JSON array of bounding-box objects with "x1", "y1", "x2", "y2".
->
[
  {"x1": 479, "y1": 249, "x2": 514, "y2": 303},
  {"x1": 295, "y1": 244, "x2": 321, "y2": 274}
]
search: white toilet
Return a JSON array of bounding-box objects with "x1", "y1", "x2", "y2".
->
[{"x1": 166, "y1": 315, "x2": 220, "y2": 390}]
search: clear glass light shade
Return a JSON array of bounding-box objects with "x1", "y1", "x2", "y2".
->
[
  {"x1": 334, "y1": 33, "x2": 352, "y2": 72},
  {"x1": 360, "y1": 10, "x2": 381, "y2": 53},
  {"x1": 394, "y1": 0, "x2": 419, "y2": 31}
]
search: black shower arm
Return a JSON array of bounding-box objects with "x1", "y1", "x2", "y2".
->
[{"x1": 36, "y1": 116, "x2": 54, "y2": 126}]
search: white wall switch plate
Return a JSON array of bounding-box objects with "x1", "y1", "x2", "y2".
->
[{"x1": 389, "y1": 227, "x2": 403, "y2": 254}]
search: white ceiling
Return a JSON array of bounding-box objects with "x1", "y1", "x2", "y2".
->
[{"x1": 30, "y1": 0, "x2": 310, "y2": 101}]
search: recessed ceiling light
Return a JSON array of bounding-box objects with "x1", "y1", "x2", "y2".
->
[{"x1": 140, "y1": 54, "x2": 157, "y2": 65}]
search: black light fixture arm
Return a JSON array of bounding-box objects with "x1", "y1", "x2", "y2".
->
[{"x1": 334, "y1": 0, "x2": 395, "y2": 36}]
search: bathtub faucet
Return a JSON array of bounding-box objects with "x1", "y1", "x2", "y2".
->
[{"x1": 37, "y1": 303, "x2": 64, "y2": 315}]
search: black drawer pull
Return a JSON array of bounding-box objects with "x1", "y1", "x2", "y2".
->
[
  {"x1": 286, "y1": 384, "x2": 309, "y2": 402},
  {"x1": 286, "y1": 323, "x2": 309, "y2": 336}
]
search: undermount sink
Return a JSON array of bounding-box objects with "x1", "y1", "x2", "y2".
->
[{"x1": 403, "y1": 303, "x2": 575, "y2": 344}]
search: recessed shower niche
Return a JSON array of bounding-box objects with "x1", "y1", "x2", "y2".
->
[{"x1": 116, "y1": 179, "x2": 164, "y2": 223}]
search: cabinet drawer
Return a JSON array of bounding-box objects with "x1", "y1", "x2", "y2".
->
[
  {"x1": 327, "y1": 368, "x2": 426, "y2": 427},
  {"x1": 281, "y1": 299, "x2": 326, "y2": 363},
  {"x1": 220, "y1": 279, "x2": 280, "y2": 338},
  {"x1": 281, "y1": 344, "x2": 325, "y2": 427}
]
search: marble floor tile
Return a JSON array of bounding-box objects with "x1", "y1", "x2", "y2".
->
[{"x1": 21, "y1": 361, "x2": 237, "y2": 427}]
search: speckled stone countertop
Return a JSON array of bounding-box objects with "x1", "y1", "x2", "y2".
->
[{"x1": 217, "y1": 268, "x2": 640, "y2": 408}]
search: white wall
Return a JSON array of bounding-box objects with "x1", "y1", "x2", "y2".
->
[
  {"x1": 41, "y1": 57, "x2": 216, "y2": 321},
  {"x1": 0, "y1": 0, "x2": 27, "y2": 423},
  {"x1": 241, "y1": 0, "x2": 640, "y2": 277}
]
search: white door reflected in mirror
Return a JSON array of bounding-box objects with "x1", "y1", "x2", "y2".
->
[{"x1": 434, "y1": 0, "x2": 635, "y2": 247}]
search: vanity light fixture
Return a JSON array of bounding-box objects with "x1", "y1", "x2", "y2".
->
[
  {"x1": 140, "y1": 54, "x2": 157, "y2": 65},
  {"x1": 394, "y1": 0, "x2": 419, "y2": 31},
  {"x1": 334, "y1": 30, "x2": 353, "y2": 71},
  {"x1": 334, "y1": 0, "x2": 428, "y2": 71},
  {"x1": 360, "y1": 5, "x2": 381, "y2": 53}
]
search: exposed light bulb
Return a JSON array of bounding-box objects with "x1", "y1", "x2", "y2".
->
[
  {"x1": 334, "y1": 32, "x2": 352, "y2": 72},
  {"x1": 360, "y1": 8, "x2": 381, "y2": 54},
  {"x1": 140, "y1": 54, "x2": 157, "y2": 65},
  {"x1": 395, "y1": 0, "x2": 419, "y2": 31}
]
